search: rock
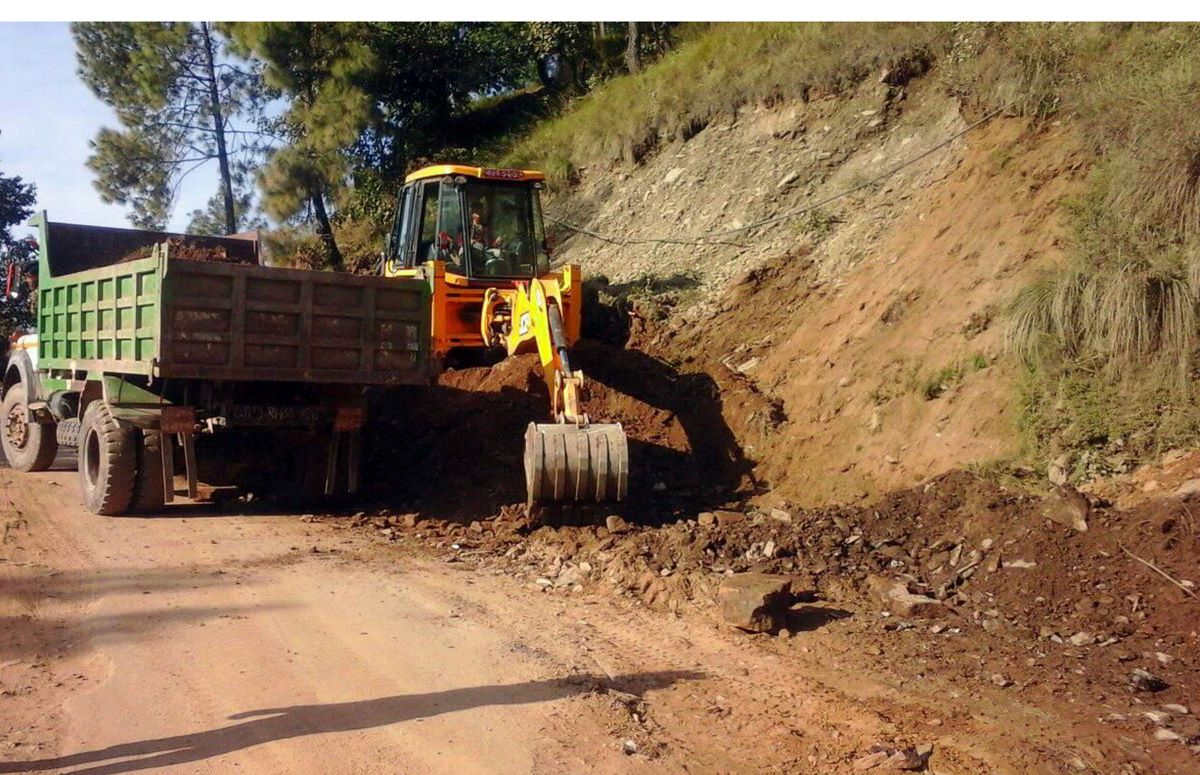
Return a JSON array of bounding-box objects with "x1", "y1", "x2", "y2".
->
[
  {"x1": 736, "y1": 356, "x2": 761, "y2": 374},
  {"x1": 1068, "y1": 632, "x2": 1096, "y2": 647},
  {"x1": 778, "y1": 171, "x2": 800, "y2": 188},
  {"x1": 662, "y1": 167, "x2": 685, "y2": 185},
  {"x1": 769, "y1": 508, "x2": 793, "y2": 524},
  {"x1": 606, "y1": 515, "x2": 631, "y2": 534},
  {"x1": 856, "y1": 744, "x2": 931, "y2": 772},
  {"x1": 399, "y1": 513, "x2": 421, "y2": 528},
  {"x1": 887, "y1": 746, "x2": 932, "y2": 771},
  {"x1": 1003, "y1": 559, "x2": 1036, "y2": 569},
  {"x1": 1142, "y1": 710, "x2": 1172, "y2": 726},
  {"x1": 717, "y1": 573, "x2": 794, "y2": 632},
  {"x1": 1047, "y1": 454, "x2": 1070, "y2": 486},
  {"x1": 990, "y1": 673, "x2": 1013, "y2": 688},
  {"x1": 867, "y1": 575, "x2": 950, "y2": 619},
  {"x1": 697, "y1": 511, "x2": 717, "y2": 527},
  {"x1": 853, "y1": 751, "x2": 889, "y2": 770},
  {"x1": 1041, "y1": 485, "x2": 1089, "y2": 532},
  {"x1": 1130, "y1": 668, "x2": 1169, "y2": 693},
  {"x1": 555, "y1": 566, "x2": 587, "y2": 588},
  {"x1": 622, "y1": 739, "x2": 638, "y2": 755},
  {"x1": 713, "y1": 510, "x2": 747, "y2": 528},
  {"x1": 1163, "y1": 704, "x2": 1190, "y2": 715},
  {"x1": 1155, "y1": 728, "x2": 1184, "y2": 743},
  {"x1": 1174, "y1": 478, "x2": 1200, "y2": 497}
]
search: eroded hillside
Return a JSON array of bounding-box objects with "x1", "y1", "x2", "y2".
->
[{"x1": 549, "y1": 72, "x2": 1087, "y2": 507}]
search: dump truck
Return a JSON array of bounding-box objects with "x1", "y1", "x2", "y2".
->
[{"x1": 1, "y1": 214, "x2": 430, "y2": 514}]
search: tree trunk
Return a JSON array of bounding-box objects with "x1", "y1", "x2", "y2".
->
[
  {"x1": 199, "y1": 22, "x2": 237, "y2": 235},
  {"x1": 310, "y1": 189, "x2": 343, "y2": 271},
  {"x1": 625, "y1": 22, "x2": 641, "y2": 74}
]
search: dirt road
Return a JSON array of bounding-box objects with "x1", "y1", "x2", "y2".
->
[{"x1": 0, "y1": 459, "x2": 1189, "y2": 774}]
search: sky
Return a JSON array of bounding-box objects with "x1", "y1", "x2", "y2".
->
[{"x1": 0, "y1": 22, "x2": 215, "y2": 237}]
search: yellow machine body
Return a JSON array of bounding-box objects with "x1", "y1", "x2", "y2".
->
[{"x1": 382, "y1": 165, "x2": 628, "y2": 506}]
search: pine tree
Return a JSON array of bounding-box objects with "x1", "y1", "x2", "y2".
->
[{"x1": 72, "y1": 22, "x2": 267, "y2": 232}]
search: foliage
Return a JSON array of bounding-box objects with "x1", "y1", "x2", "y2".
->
[
  {"x1": 186, "y1": 177, "x2": 266, "y2": 235},
  {"x1": 952, "y1": 24, "x2": 1200, "y2": 465},
  {"x1": 0, "y1": 160, "x2": 37, "y2": 340},
  {"x1": 72, "y1": 22, "x2": 268, "y2": 232},
  {"x1": 225, "y1": 22, "x2": 378, "y2": 269}
]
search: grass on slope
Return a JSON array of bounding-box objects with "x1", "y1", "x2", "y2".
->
[{"x1": 502, "y1": 22, "x2": 949, "y2": 184}]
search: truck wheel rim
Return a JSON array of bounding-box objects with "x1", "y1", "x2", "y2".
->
[{"x1": 4, "y1": 404, "x2": 28, "y2": 450}]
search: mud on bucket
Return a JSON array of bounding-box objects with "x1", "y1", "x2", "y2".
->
[{"x1": 524, "y1": 422, "x2": 629, "y2": 505}]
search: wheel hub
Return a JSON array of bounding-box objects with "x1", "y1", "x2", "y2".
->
[{"x1": 4, "y1": 404, "x2": 28, "y2": 450}]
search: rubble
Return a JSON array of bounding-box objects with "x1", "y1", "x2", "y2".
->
[
  {"x1": 1129, "y1": 668, "x2": 1169, "y2": 693},
  {"x1": 717, "y1": 573, "x2": 794, "y2": 632}
]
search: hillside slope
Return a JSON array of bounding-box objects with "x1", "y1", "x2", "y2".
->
[{"x1": 549, "y1": 72, "x2": 1087, "y2": 506}]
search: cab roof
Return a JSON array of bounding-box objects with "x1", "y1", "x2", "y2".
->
[{"x1": 404, "y1": 164, "x2": 545, "y2": 184}]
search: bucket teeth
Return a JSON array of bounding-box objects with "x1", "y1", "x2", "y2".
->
[{"x1": 524, "y1": 422, "x2": 629, "y2": 505}]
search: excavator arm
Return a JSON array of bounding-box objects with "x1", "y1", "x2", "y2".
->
[{"x1": 481, "y1": 278, "x2": 629, "y2": 506}]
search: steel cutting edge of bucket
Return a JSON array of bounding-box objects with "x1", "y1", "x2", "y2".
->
[{"x1": 524, "y1": 421, "x2": 629, "y2": 506}]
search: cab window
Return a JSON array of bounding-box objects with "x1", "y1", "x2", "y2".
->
[
  {"x1": 415, "y1": 183, "x2": 440, "y2": 264},
  {"x1": 388, "y1": 185, "x2": 414, "y2": 270},
  {"x1": 463, "y1": 181, "x2": 539, "y2": 278},
  {"x1": 437, "y1": 184, "x2": 465, "y2": 273}
]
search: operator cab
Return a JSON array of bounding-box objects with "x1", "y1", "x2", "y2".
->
[{"x1": 384, "y1": 165, "x2": 552, "y2": 282}]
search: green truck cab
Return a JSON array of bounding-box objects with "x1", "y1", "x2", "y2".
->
[{"x1": 2, "y1": 213, "x2": 431, "y2": 515}]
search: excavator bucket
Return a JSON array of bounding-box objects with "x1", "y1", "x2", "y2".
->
[{"x1": 525, "y1": 422, "x2": 629, "y2": 505}]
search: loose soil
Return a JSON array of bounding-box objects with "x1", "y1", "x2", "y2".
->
[{"x1": 117, "y1": 237, "x2": 256, "y2": 265}]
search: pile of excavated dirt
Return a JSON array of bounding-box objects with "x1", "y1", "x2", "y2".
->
[
  {"x1": 117, "y1": 237, "x2": 256, "y2": 265},
  {"x1": 361, "y1": 341, "x2": 756, "y2": 520},
  {"x1": 334, "y1": 469, "x2": 1200, "y2": 766}
]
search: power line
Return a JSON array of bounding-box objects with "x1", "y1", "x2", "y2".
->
[{"x1": 545, "y1": 103, "x2": 1012, "y2": 248}]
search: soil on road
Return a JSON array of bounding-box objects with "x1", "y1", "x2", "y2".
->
[{"x1": 0, "y1": 460, "x2": 1190, "y2": 774}]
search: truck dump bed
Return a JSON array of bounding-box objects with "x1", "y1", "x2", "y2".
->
[{"x1": 31, "y1": 214, "x2": 430, "y2": 385}]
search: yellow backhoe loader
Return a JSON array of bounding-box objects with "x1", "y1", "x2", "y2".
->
[{"x1": 382, "y1": 165, "x2": 629, "y2": 506}]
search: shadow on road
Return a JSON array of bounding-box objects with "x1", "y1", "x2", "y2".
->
[
  {"x1": 0, "y1": 602, "x2": 295, "y2": 663},
  {"x1": 0, "y1": 670, "x2": 704, "y2": 774}
]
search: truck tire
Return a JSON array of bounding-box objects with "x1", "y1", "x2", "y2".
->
[
  {"x1": 78, "y1": 400, "x2": 135, "y2": 516},
  {"x1": 1, "y1": 383, "x2": 58, "y2": 472},
  {"x1": 129, "y1": 429, "x2": 166, "y2": 513}
]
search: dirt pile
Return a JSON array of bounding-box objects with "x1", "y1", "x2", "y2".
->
[
  {"x1": 118, "y1": 237, "x2": 257, "y2": 265},
  {"x1": 361, "y1": 343, "x2": 732, "y2": 518}
]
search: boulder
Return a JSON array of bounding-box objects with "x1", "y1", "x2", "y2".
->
[
  {"x1": 1041, "y1": 485, "x2": 1089, "y2": 532},
  {"x1": 605, "y1": 515, "x2": 631, "y2": 534},
  {"x1": 718, "y1": 573, "x2": 794, "y2": 632}
]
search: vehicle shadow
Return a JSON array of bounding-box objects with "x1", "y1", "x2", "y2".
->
[{"x1": 0, "y1": 670, "x2": 704, "y2": 774}]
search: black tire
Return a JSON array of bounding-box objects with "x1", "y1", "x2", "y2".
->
[
  {"x1": 129, "y1": 429, "x2": 167, "y2": 513},
  {"x1": 78, "y1": 401, "x2": 135, "y2": 516},
  {"x1": 1, "y1": 383, "x2": 58, "y2": 472}
]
